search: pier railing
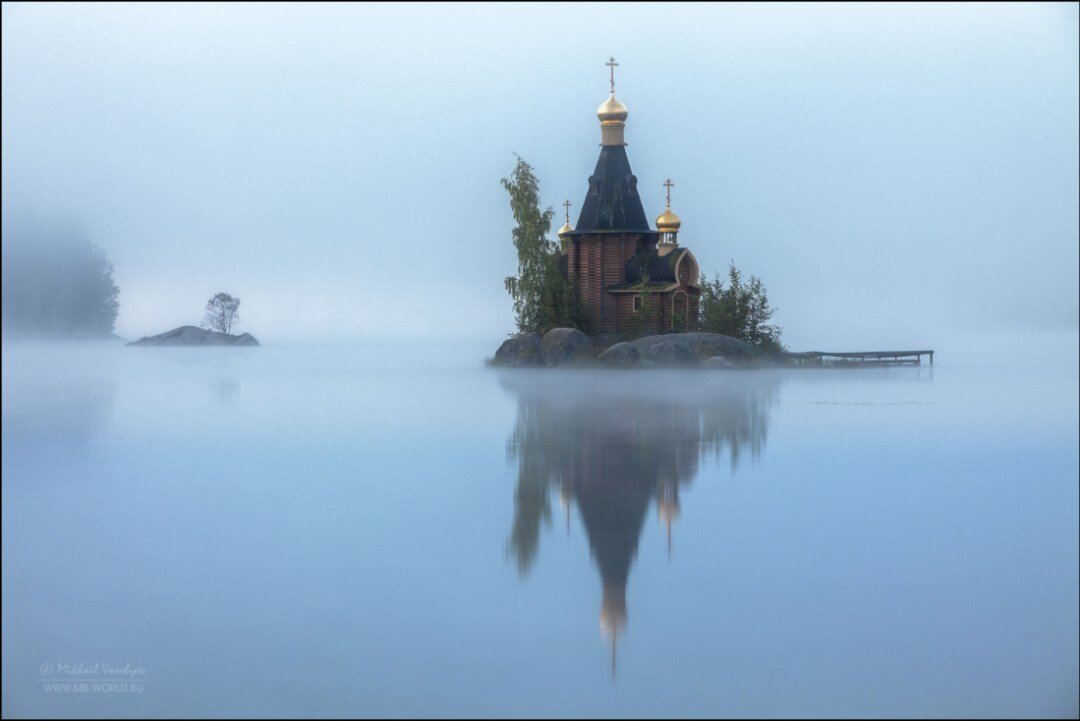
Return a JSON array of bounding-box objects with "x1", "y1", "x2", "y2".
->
[{"x1": 779, "y1": 350, "x2": 934, "y2": 367}]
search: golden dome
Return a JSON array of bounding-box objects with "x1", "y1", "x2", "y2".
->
[
  {"x1": 656, "y1": 207, "x2": 681, "y2": 233},
  {"x1": 558, "y1": 199, "x2": 574, "y2": 237},
  {"x1": 597, "y1": 93, "x2": 628, "y2": 125}
]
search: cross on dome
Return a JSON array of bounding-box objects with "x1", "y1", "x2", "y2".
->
[{"x1": 605, "y1": 57, "x2": 619, "y2": 93}]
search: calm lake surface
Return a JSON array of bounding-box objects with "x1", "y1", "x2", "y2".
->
[{"x1": 3, "y1": 339, "x2": 1078, "y2": 718}]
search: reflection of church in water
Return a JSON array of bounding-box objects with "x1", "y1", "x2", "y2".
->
[{"x1": 500, "y1": 373, "x2": 779, "y2": 674}]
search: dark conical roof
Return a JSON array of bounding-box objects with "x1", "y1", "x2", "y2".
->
[{"x1": 566, "y1": 145, "x2": 653, "y2": 235}]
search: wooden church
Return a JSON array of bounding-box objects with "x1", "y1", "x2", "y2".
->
[{"x1": 557, "y1": 58, "x2": 701, "y2": 336}]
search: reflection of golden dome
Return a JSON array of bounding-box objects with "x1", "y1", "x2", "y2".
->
[
  {"x1": 558, "y1": 221, "x2": 573, "y2": 237},
  {"x1": 656, "y1": 207, "x2": 682, "y2": 233},
  {"x1": 600, "y1": 585, "x2": 628, "y2": 637},
  {"x1": 658, "y1": 495, "x2": 681, "y2": 524},
  {"x1": 597, "y1": 93, "x2": 628, "y2": 125}
]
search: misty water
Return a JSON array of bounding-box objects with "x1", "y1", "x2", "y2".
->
[{"x1": 2, "y1": 340, "x2": 1077, "y2": 718}]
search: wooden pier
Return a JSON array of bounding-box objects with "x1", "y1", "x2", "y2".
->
[{"x1": 779, "y1": 350, "x2": 934, "y2": 367}]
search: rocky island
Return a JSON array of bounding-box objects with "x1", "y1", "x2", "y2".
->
[
  {"x1": 492, "y1": 328, "x2": 766, "y2": 369},
  {"x1": 126, "y1": 325, "x2": 260, "y2": 347}
]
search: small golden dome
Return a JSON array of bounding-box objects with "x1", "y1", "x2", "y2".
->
[
  {"x1": 597, "y1": 93, "x2": 628, "y2": 125},
  {"x1": 656, "y1": 207, "x2": 681, "y2": 233},
  {"x1": 557, "y1": 221, "x2": 573, "y2": 236}
]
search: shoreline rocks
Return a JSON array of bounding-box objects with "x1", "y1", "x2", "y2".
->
[
  {"x1": 493, "y1": 332, "x2": 543, "y2": 367},
  {"x1": 126, "y1": 326, "x2": 260, "y2": 347},
  {"x1": 491, "y1": 328, "x2": 769, "y2": 369},
  {"x1": 540, "y1": 328, "x2": 592, "y2": 367},
  {"x1": 642, "y1": 338, "x2": 696, "y2": 366},
  {"x1": 701, "y1": 355, "x2": 738, "y2": 369},
  {"x1": 597, "y1": 342, "x2": 639, "y2": 367},
  {"x1": 630, "y1": 332, "x2": 765, "y2": 364}
]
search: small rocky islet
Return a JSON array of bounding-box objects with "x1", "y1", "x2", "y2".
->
[
  {"x1": 492, "y1": 328, "x2": 767, "y2": 369},
  {"x1": 126, "y1": 325, "x2": 260, "y2": 347}
]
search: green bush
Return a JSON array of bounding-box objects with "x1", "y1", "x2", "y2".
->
[{"x1": 698, "y1": 264, "x2": 785, "y2": 354}]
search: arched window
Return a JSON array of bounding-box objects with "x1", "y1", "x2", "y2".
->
[
  {"x1": 672, "y1": 292, "x2": 689, "y2": 332},
  {"x1": 675, "y1": 251, "x2": 700, "y2": 287}
]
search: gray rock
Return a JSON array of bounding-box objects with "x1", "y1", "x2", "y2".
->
[
  {"x1": 701, "y1": 355, "x2": 737, "y2": 369},
  {"x1": 643, "y1": 338, "x2": 696, "y2": 366},
  {"x1": 493, "y1": 332, "x2": 543, "y2": 367},
  {"x1": 126, "y1": 326, "x2": 260, "y2": 347},
  {"x1": 597, "y1": 341, "x2": 640, "y2": 367},
  {"x1": 540, "y1": 327, "x2": 593, "y2": 367},
  {"x1": 630, "y1": 332, "x2": 765, "y2": 365}
]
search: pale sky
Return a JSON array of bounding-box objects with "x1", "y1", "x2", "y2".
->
[{"x1": 2, "y1": 2, "x2": 1077, "y2": 348}]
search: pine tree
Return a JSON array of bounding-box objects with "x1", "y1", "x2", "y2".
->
[{"x1": 698, "y1": 263, "x2": 784, "y2": 353}]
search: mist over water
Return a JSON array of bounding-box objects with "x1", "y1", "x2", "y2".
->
[{"x1": 2, "y1": 340, "x2": 1076, "y2": 717}]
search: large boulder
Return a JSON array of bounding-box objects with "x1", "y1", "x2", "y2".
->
[
  {"x1": 630, "y1": 333, "x2": 766, "y2": 366},
  {"x1": 541, "y1": 328, "x2": 594, "y2": 367},
  {"x1": 493, "y1": 332, "x2": 543, "y2": 367},
  {"x1": 597, "y1": 341, "x2": 640, "y2": 367},
  {"x1": 126, "y1": 326, "x2": 260, "y2": 346},
  {"x1": 701, "y1": 355, "x2": 737, "y2": 369},
  {"x1": 643, "y1": 338, "x2": 696, "y2": 366}
]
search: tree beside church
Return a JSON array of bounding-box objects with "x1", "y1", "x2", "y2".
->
[{"x1": 502, "y1": 158, "x2": 583, "y2": 335}]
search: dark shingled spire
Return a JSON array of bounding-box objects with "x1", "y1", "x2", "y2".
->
[{"x1": 565, "y1": 145, "x2": 653, "y2": 235}]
